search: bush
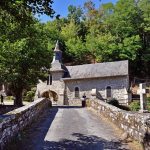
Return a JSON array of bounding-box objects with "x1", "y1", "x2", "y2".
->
[
  {"x1": 23, "y1": 88, "x2": 36, "y2": 102},
  {"x1": 147, "y1": 97, "x2": 150, "y2": 111},
  {"x1": 108, "y1": 98, "x2": 119, "y2": 107},
  {"x1": 147, "y1": 97, "x2": 150, "y2": 102},
  {"x1": 5, "y1": 96, "x2": 14, "y2": 101},
  {"x1": 129, "y1": 101, "x2": 140, "y2": 111}
]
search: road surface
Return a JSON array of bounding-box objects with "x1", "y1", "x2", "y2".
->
[{"x1": 7, "y1": 106, "x2": 130, "y2": 150}]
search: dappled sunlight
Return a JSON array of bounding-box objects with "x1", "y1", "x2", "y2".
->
[{"x1": 43, "y1": 133, "x2": 128, "y2": 150}]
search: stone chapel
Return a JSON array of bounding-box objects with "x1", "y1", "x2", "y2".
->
[{"x1": 35, "y1": 41, "x2": 130, "y2": 105}]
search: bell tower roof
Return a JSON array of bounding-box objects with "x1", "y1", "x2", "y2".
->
[{"x1": 52, "y1": 40, "x2": 62, "y2": 64}]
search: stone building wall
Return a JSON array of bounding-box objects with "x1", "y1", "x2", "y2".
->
[
  {"x1": 64, "y1": 76, "x2": 129, "y2": 104},
  {"x1": 87, "y1": 99, "x2": 150, "y2": 149},
  {"x1": 0, "y1": 98, "x2": 51, "y2": 150},
  {"x1": 36, "y1": 79, "x2": 65, "y2": 105}
]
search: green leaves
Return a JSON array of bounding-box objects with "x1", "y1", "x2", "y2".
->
[
  {"x1": 0, "y1": 0, "x2": 55, "y2": 23},
  {"x1": 0, "y1": 0, "x2": 149, "y2": 105},
  {"x1": 68, "y1": 5, "x2": 83, "y2": 23},
  {"x1": 60, "y1": 20, "x2": 87, "y2": 63},
  {"x1": 0, "y1": 15, "x2": 52, "y2": 105}
]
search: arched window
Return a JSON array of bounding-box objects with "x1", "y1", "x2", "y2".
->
[
  {"x1": 75, "y1": 87, "x2": 79, "y2": 98},
  {"x1": 106, "y1": 86, "x2": 111, "y2": 98}
]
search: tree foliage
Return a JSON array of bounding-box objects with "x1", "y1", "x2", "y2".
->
[
  {"x1": 0, "y1": 0, "x2": 54, "y2": 22},
  {"x1": 0, "y1": 0, "x2": 150, "y2": 105},
  {"x1": 0, "y1": 23, "x2": 52, "y2": 105},
  {"x1": 0, "y1": 9, "x2": 52, "y2": 106},
  {"x1": 56, "y1": 0, "x2": 150, "y2": 78}
]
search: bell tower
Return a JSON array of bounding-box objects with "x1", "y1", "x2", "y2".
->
[
  {"x1": 50, "y1": 41, "x2": 64, "y2": 81},
  {"x1": 52, "y1": 40, "x2": 62, "y2": 63}
]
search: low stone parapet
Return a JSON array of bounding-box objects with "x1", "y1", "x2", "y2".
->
[
  {"x1": 87, "y1": 99, "x2": 150, "y2": 149},
  {"x1": 0, "y1": 98, "x2": 51, "y2": 149},
  {"x1": 68, "y1": 99, "x2": 82, "y2": 106}
]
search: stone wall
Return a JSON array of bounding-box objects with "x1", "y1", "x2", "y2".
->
[
  {"x1": 0, "y1": 98, "x2": 51, "y2": 149},
  {"x1": 87, "y1": 99, "x2": 150, "y2": 149},
  {"x1": 36, "y1": 79, "x2": 65, "y2": 105},
  {"x1": 65, "y1": 76, "x2": 129, "y2": 105},
  {"x1": 68, "y1": 99, "x2": 82, "y2": 106}
]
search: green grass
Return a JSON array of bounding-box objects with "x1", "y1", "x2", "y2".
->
[{"x1": 129, "y1": 97, "x2": 150, "y2": 112}]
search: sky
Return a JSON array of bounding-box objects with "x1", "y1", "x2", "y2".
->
[{"x1": 37, "y1": 0, "x2": 118, "y2": 22}]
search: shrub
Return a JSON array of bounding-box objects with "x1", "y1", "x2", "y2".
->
[
  {"x1": 5, "y1": 96, "x2": 14, "y2": 101},
  {"x1": 23, "y1": 88, "x2": 36, "y2": 102},
  {"x1": 129, "y1": 101, "x2": 140, "y2": 111},
  {"x1": 147, "y1": 97, "x2": 150, "y2": 102},
  {"x1": 147, "y1": 97, "x2": 150, "y2": 111},
  {"x1": 108, "y1": 98, "x2": 119, "y2": 107}
]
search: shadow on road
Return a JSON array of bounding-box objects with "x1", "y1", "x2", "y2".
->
[
  {"x1": 5, "y1": 106, "x2": 129, "y2": 150},
  {"x1": 54, "y1": 105, "x2": 82, "y2": 109},
  {"x1": 43, "y1": 132, "x2": 128, "y2": 150},
  {"x1": 5, "y1": 107, "x2": 58, "y2": 150}
]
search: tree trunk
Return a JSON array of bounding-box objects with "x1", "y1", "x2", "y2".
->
[{"x1": 14, "y1": 90, "x2": 23, "y2": 106}]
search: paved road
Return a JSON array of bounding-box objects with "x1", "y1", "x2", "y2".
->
[{"x1": 8, "y1": 106, "x2": 130, "y2": 150}]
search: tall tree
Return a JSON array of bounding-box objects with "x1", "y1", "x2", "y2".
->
[
  {"x1": 0, "y1": 16, "x2": 52, "y2": 106},
  {"x1": 67, "y1": 5, "x2": 83, "y2": 24},
  {"x1": 61, "y1": 20, "x2": 87, "y2": 64},
  {"x1": 0, "y1": 0, "x2": 55, "y2": 106},
  {"x1": 138, "y1": 0, "x2": 150, "y2": 77},
  {"x1": 104, "y1": 0, "x2": 150, "y2": 77}
]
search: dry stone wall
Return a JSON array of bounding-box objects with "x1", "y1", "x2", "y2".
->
[
  {"x1": 0, "y1": 98, "x2": 51, "y2": 150},
  {"x1": 87, "y1": 99, "x2": 150, "y2": 149}
]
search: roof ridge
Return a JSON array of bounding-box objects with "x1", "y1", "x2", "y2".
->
[{"x1": 66, "y1": 60, "x2": 128, "y2": 67}]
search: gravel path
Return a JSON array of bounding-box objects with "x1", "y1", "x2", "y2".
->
[{"x1": 7, "y1": 106, "x2": 130, "y2": 150}]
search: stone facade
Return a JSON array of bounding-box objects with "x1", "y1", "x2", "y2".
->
[
  {"x1": 87, "y1": 99, "x2": 150, "y2": 149},
  {"x1": 0, "y1": 98, "x2": 51, "y2": 149},
  {"x1": 64, "y1": 76, "x2": 128, "y2": 105},
  {"x1": 36, "y1": 42, "x2": 130, "y2": 105}
]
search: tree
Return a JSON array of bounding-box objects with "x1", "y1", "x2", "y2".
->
[
  {"x1": 104, "y1": 0, "x2": 150, "y2": 77},
  {"x1": 0, "y1": 0, "x2": 56, "y2": 106},
  {"x1": 83, "y1": 0, "x2": 99, "y2": 28},
  {"x1": 86, "y1": 32, "x2": 118, "y2": 63},
  {"x1": 0, "y1": 19, "x2": 52, "y2": 106},
  {"x1": 61, "y1": 20, "x2": 87, "y2": 64},
  {"x1": 84, "y1": 2, "x2": 116, "y2": 63},
  {"x1": 0, "y1": 0, "x2": 55, "y2": 22},
  {"x1": 138, "y1": 0, "x2": 150, "y2": 77},
  {"x1": 67, "y1": 5, "x2": 83, "y2": 23}
]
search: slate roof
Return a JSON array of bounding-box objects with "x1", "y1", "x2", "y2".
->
[{"x1": 63, "y1": 60, "x2": 128, "y2": 80}]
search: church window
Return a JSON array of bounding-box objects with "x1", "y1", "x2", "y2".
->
[
  {"x1": 47, "y1": 75, "x2": 52, "y2": 85},
  {"x1": 47, "y1": 76, "x2": 49, "y2": 85},
  {"x1": 75, "y1": 87, "x2": 79, "y2": 98},
  {"x1": 106, "y1": 86, "x2": 111, "y2": 98},
  {"x1": 50, "y1": 75, "x2": 52, "y2": 85}
]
